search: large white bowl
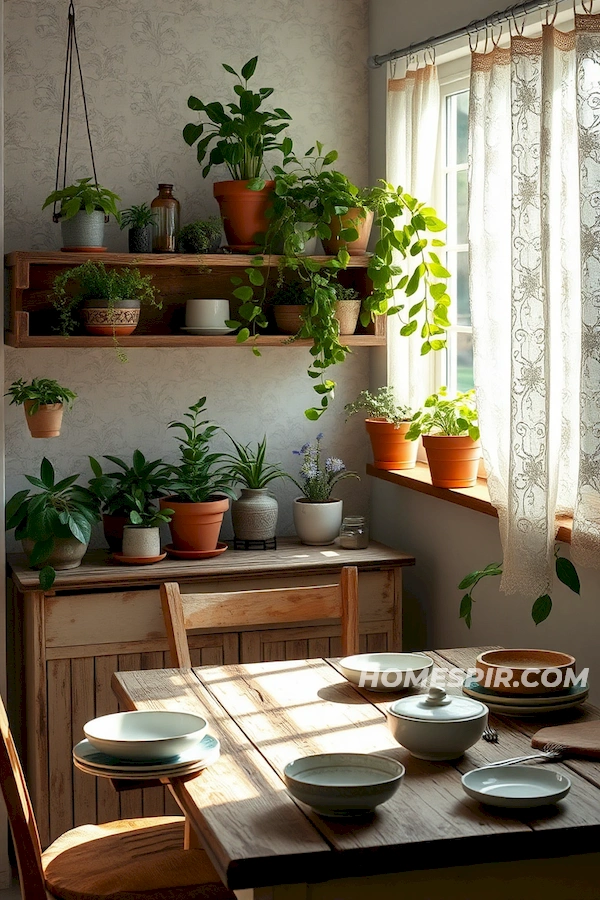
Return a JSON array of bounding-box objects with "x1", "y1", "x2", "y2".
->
[
  {"x1": 386, "y1": 687, "x2": 488, "y2": 760},
  {"x1": 284, "y1": 752, "x2": 404, "y2": 817},
  {"x1": 83, "y1": 710, "x2": 208, "y2": 761},
  {"x1": 338, "y1": 652, "x2": 434, "y2": 692}
]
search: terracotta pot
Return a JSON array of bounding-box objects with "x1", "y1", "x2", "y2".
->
[
  {"x1": 23, "y1": 401, "x2": 64, "y2": 438},
  {"x1": 213, "y1": 180, "x2": 274, "y2": 252},
  {"x1": 81, "y1": 297, "x2": 140, "y2": 336},
  {"x1": 161, "y1": 496, "x2": 229, "y2": 551},
  {"x1": 321, "y1": 208, "x2": 374, "y2": 256},
  {"x1": 22, "y1": 536, "x2": 88, "y2": 571},
  {"x1": 293, "y1": 498, "x2": 343, "y2": 546},
  {"x1": 365, "y1": 419, "x2": 417, "y2": 471},
  {"x1": 334, "y1": 300, "x2": 361, "y2": 335},
  {"x1": 231, "y1": 488, "x2": 278, "y2": 541},
  {"x1": 422, "y1": 435, "x2": 482, "y2": 488},
  {"x1": 102, "y1": 514, "x2": 129, "y2": 553},
  {"x1": 274, "y1": 305, "x2": 306, "y2": 335}
]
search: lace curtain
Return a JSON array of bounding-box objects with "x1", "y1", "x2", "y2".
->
[
  {"x1": 469, "y1": 17, "x2": 600, "y2": 597},
  {"x1": 387, "y1": 65, "x2": 440, "y2": 410}
]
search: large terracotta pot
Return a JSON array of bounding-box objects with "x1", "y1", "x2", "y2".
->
[
  {"x1": 273, "y1": 305, "x2": 306, "y2": 335},
  {"x1": 422, "y1": 435, "x2": 482, "y2": 488},
  {"x1": 321, "y1": 208, "x2": 374, "y2": 256},
  {"x1": 293, "y1": 498, "x2": 343, "y2": 546},
  {"x1": 213, "y1": 180, "x2": 274, "y2": 252},
  {"x1": 365, "y1": 419, "x2": 417, "y2": 471},
  {"x1": 23, "y1": 401, "x2": 64, "y2": 438},
  {"x1": 161, "y1": 496, "x2": 229, "y2": 551}
]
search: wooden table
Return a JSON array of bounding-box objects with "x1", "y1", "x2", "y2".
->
[{"x1": 113, "y1": 647, "x2": 600, "y2": 900}]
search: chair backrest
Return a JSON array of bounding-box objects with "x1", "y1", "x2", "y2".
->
[
  {"x1": 160, "y1": 566, "x2": 360, "y2": 667},
  {"x1": 0, "y1": 693, "x2": 47, "y2": 900}
]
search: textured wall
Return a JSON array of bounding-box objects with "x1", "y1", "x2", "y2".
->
[{"x1": 3, "y1": 0, "x2": 371, "y2": 550}]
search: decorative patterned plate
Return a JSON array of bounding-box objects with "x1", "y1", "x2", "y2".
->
[{"x1": 165, "y1": 542, "x2": 228, "y2": 560}]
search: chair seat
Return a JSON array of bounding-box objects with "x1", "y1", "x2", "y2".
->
[{"x1": 42, "y1": 816, "x2": 235, "y2": 900}]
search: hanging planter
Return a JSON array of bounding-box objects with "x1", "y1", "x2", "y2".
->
[{"x1": 5, "y1": 377, "x2": 77, "y2": 439}]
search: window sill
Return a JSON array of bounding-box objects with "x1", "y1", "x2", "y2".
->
[{"x1": 366, "y1": 462, "x2": 573, "y2": 543}]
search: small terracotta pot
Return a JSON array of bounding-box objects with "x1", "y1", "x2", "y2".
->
[
  {"x1": 334, "y1": 300, "x2": 361, "y2": 335},
  {"x1": 81, "y1": 297, "x2": 140, "y2": 336},
  {"x1": 365, "y1": 419, "x2": 417, "y2": 471},
  {"x1": 422, "y1": 435, "x2": 481, "y2": 488},
  {"x1": 102, "y1": 514, "x2": 129, "y2": 553},
  {"x1": 274, "y1": 305, "x2": 306, "y2": 335},
  {"x1": 321, "y1": 209, "x2": 374, "y2": 256},
  {"x1": 214, "y1": 180, "x2": 274, "y2": 252},
  {"x1": 23, "y1": 401, "x2": 64, "y2": 438},
  {"x1": 161, "y1": 496, "x2": 229, "y2": 551}
]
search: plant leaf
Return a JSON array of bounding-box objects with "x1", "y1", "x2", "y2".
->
[
  {"x1": 532, "y1": 594, "x2": 552, "y2": 625},
  {"x1": 556, "y1": 556, "x2": 580, "y2": 594},
  {"x1": 39, "y1": 566, "x2": 56, "y2": 590}
]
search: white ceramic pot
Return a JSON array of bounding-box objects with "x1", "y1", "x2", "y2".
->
[
  {"x1": 122, "y1": 526, "x2": 161, "y2": 558},
  {"x1": 293, "y1": 497, "x2": 343, "y2": 546},
  {"x1": 386, "y1": 686, "x2": 488, "y2": 760},
  {"x1": 185, "y1": 298, "x2": 230, "y2": 328}
]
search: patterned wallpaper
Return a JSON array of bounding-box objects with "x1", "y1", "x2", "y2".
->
[{"x1": 3, "y1": 0, "x2": 371, "y2": 550}]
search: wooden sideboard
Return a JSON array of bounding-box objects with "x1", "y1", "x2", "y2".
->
[{"x1": 7, "y1": 538, "x2": 414, "y2": 847}]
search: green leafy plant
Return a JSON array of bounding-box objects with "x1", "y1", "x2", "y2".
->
[
  {"x1": 119, "y1": 203, "x2": 156, "y2": 230},
  {"x1": 270, "y1": 277, "x2": 308, "y2": 306},
  {"x1": 167, "y1": 397, "x2": 237, "y2": 503},
  {"x1": 120, "y1": 486, "x2": 174, "y2": 528},
  {"x1": 51, "y1": 260, "x2": 161, "y2": 337},
  {"x1": 88, "y1": 450, "x2": 173, "y2": 517},
  {"x1": 406, "y1": 387, "x2": 480, "y2": 441},
  {"x1": 177, "y1": 218, "x2": 222, "y2": 253},
  {"x1": 291, "y1": 433, "x2": 359, "y2": 501},
  {"x1": 344, "y1": 386, "x2": 412, "y2": 428},
  {"x1": 42, "y1": 177, "x2": 121, "y2": 222},
  {"x1": 332, "y1": 282, "x2": 359, "y2": 303},
  {"x1": 183, "y1": 56, "x2": 292, "y2": 185},
  {"x1": 5, "y1": 457, "x2": 100, "y2": 589},
  {"x1": 5, "y1": 378, "x2": 77, "y2": 415},
  {"x1": 458, "y1": 549, "x2": 581, "y2": 627},
  {"x1": 224, "y1": 433, "x2": 291, "y2": 489}
]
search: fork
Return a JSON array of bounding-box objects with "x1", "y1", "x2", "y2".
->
[
  {"x1": 482, "y1": 724, "x2": 498, "y2": 743},
  {"x1": 484, "y1": 742, "x2": 565, "y2": 768}
]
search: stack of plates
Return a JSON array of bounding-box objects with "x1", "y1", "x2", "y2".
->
[
  {"x1": 73, "y1": 733, "x2": 220, "y2": 779},
  {"x1": 462, "y1": 675, "x2": 588, "y2": 717}
]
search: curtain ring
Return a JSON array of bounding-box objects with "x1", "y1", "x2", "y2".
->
[
  {"x1": 390, "y1": 60, "x2": 397, "y2": 79},
  {"x1": 512, "y1": 9, "x2": 526, "y2": 36},
  {"x1": 468, "y1": 26, "x2": 480, "y2": 52},
  {"x1": 582, "y1": 0, "x2": 595, "y2": 13},
  {"x1": 425, "y1": 44, "x2": 435, "y2": 65},
  {"x1": 484, "y1": 23, "x2": 492, "y2": 53},
  {"x1": 545, "y1": 1, "x2": 559, "y2": 25},
  {"x1": 491, "y1": 22, "x2": 503, "y2": 47}
]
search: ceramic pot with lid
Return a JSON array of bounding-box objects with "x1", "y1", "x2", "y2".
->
[{"x1": 386, "y1": 686, "x2": 487, "y2": 760}]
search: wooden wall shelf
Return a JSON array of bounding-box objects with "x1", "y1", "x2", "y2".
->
[{"x1": 4, "y1": 251, "x2": 386, "y2": 349}]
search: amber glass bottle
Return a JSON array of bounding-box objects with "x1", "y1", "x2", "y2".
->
[{"x1": 150, "y1": 184, "x2": 180, "y2": 252}]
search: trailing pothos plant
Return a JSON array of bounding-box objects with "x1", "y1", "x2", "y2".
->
[
  {"x1": 227, "y1": 141, "x2": 450, "y2": 420},
  {"x1": 458, "y1": 549, "x2": 581, "y2": 627}
]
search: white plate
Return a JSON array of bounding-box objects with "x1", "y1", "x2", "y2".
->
[
  {"x1": 284, "y1": 752, "x2": 404, "y2": 816},
  {"x1": 462, "y1": 764, "x2": 571, "y2": 808},
  {"x1": 83, "y1": 710, "x2": 208, "y2": 761},
  {"x1": 338, "y1": 652, "x2": 434, "y2": 692},
  {"x1": 181, "y1": 326, "x2": 234, "y2": 335},
  {"x1": 73, "y1": 734, "x2": 219, "y2": 772},
  {"x1": 479, "y1": 695, "x2": 587, "y2": 717},
  {"x1": 462, "y1": 676, "x2": 589, "y2": 707},
  {"x1": 73, "y1": 745, "x2": 220, "y2": 781}
]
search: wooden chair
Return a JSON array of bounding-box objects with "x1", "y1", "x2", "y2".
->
[
  {"x1": 0, "y1": 693, "x2": 234, "y2": 900},
  {"x1": 160, "y1": 566, "x2": 360, "y2": 667}
]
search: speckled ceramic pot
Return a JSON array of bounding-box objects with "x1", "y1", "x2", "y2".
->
[
  {"x1": 122, "y1": 526, "x2": 161, "y2": 558},
  {"x1": 22, "y1": 536, "x2": 88, "y2": 571},
  {"x1": 231, "y1": 489, "x2": 278, "y2": 541}
]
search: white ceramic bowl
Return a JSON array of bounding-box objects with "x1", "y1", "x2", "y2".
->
[
  {"x1": 284, "y1": 752, "x2": 404, "y2": 817},
  {"x1": 185, "y1": 298, "x2": 230, "y2": 328},
  {"x1": 461, "y1": 765, "x2": 571, "y2": 808},
  {"x1": 386, "y1": 687, "x2": 487, "y2": 760},
  {"x1": 338, "y1": 652, "x2": 434, "y2": 692},
  {"x1": 83, "y1": 710, "x2": 208, "y2": 761}
]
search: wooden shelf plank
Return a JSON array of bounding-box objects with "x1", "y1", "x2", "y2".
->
[
  {"x1": 5, "y1": 250, "x2": 373, "y2": 268},
  {"x1": 4, "y1": 333, "x2": 384, "y2": 349}
]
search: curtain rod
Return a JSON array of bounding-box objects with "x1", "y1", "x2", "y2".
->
[{"x1": 367, "y1": 0, "x2": 562, "y2": 68}]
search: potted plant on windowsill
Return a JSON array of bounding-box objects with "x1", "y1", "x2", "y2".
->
[
  {"x1": 406, "y1": 387, "x2": 481, "y2": 488},
  {"x1": 183, "y1": 56, "x2": 292, "y2": 252},
  {"x1": 5, "y1": 457, "x2": 100, "y2": 588},
  {"x1": 118, "y1": 488, "x2": 174, "y2": 562},
  {"x1": 42, "y1": 177, "x2": 121, "y2": 250},
  {"x1": 119, "y1": 203, "x2": 156, "y2": 254},
  {"x1": 160, "y1": 397, "x2": 236, "y2": 553},
  {"x1": 5, "y1": 377, "x2": 77, "y2": 439},
  {"x1": 345, "y1": 386, "x2": 416, "y2": 471}
]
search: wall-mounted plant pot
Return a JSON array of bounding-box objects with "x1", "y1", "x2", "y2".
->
[
  {"x1": 321, "y1": 208, "x2": 374, "y2": 256},
  {"x1": 365, "y1": 419, "x2": 418, "y2": 470},
  {"x1": 274, "y1": 305, "x2": 306, "y2": 335},
  {"x1": 128, "y1": 226, "x2": 152, "y2": 254},
  {"x1": 122, "y1": 525, "x2": 161, "y2": 558},
  {"x1": 422, "y1": 434, "x2": 481, "y2": 488},
  {"x1": 161, "y1": 496, "x2": 229, "y2": 552},
  {"x1": 231, "y1": 488, "x2": 278, "y2": 541},
  {"x1": 80, "y1": 297, "x2": 141, "y2": 336},
  {"x1": 23, "y1": 401, "x2": 64, "y2": 438},
  {"x1": 334, "y1": 300, "x2": 361, "y2": 335},
  {"x1": 60, "y1": 210, "x2": 106, "y2": 251},
  {"x1": 103, "y1": 513, "x2": 129, "y2": 553},
  {"x1": 22, "y1": 536, "x2": 88, "y2": 571},
  {"x1": 293, "y1": 497, "x2": 343, "y2": 546},
  {"x1": 213, "y1": 180, "x2": 274, "y2": 252}
]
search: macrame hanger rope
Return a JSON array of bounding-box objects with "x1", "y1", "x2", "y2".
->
[{"x1": 53, "y1": 0, "x2": 102, "y2": 222}]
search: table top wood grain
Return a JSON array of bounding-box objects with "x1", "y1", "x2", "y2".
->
[{"x1": 113, "y1": 647, "x2": 600, "y2": 891}]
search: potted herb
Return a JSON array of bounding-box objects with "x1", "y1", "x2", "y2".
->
[
  {"x1": 224, "y1": 434, "x2": 290, "y2": 544},
  {"x1": 270, "y1": 277, "x2": 309, "y2": 335},
  {"x1": 177, "y1": 218, "x2": 222, "y2": 254},
  {"x1": 5, "y1": 457, "x2": 100, "y2": 588},
  {"x1": 5, "y1": 377, "x2": 77, "y2": 439},
  {"x1": 119, "y1": 487, "x2": 174, "y2": 561},
  {"x1": 88, "y1": 450, "x2": 173, "y2": 552},
  {"x1": 42, "y1": 177, "x2": 121, "y2": 250},
  {"x1": 332, "y1": 281, "x2": 361, "y2": 335},
  {"x1": 183, "y1": 56, "x2": 292, "y2": 251},
  {"x1": 345, "y1": 386, "x2": 416, "y2": 471},
  {"x1": 51, "y1": 260, "x2": 161, "y2": 342},
  {"x1": 160, "y1": 397, "x2": 236, "y2": 553},
  {"x1": 119, "y1": 203, "x2": 156, "y2": 253},
  {"x1": 291, "y1": 433, "x2": 359, "y2": 545},
  {"x1": 406, "y1": 387, "x2": 481, "y2": 488}
]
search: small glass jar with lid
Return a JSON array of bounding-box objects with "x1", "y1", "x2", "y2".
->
[{"x1": 339, "y1": 516, "x2": 369, "y2": 549}]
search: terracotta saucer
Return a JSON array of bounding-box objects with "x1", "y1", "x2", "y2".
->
[
  {"x1": 164, "y1": 542, "x2": 228, "y2": 560},
  {"x1": 61, "y1": 246, "x2": 108, "y2": 252},
  {"x1": 112, "y1": 552, "x2": 167, "y2": 565}
]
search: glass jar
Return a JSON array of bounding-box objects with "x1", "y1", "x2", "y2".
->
[
  {"x1": 339, "y1": 516, "x2": 369, "y2": 549},
  {"x1": 151, "y1": 184, "x2": 180, "y2": 252}
]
